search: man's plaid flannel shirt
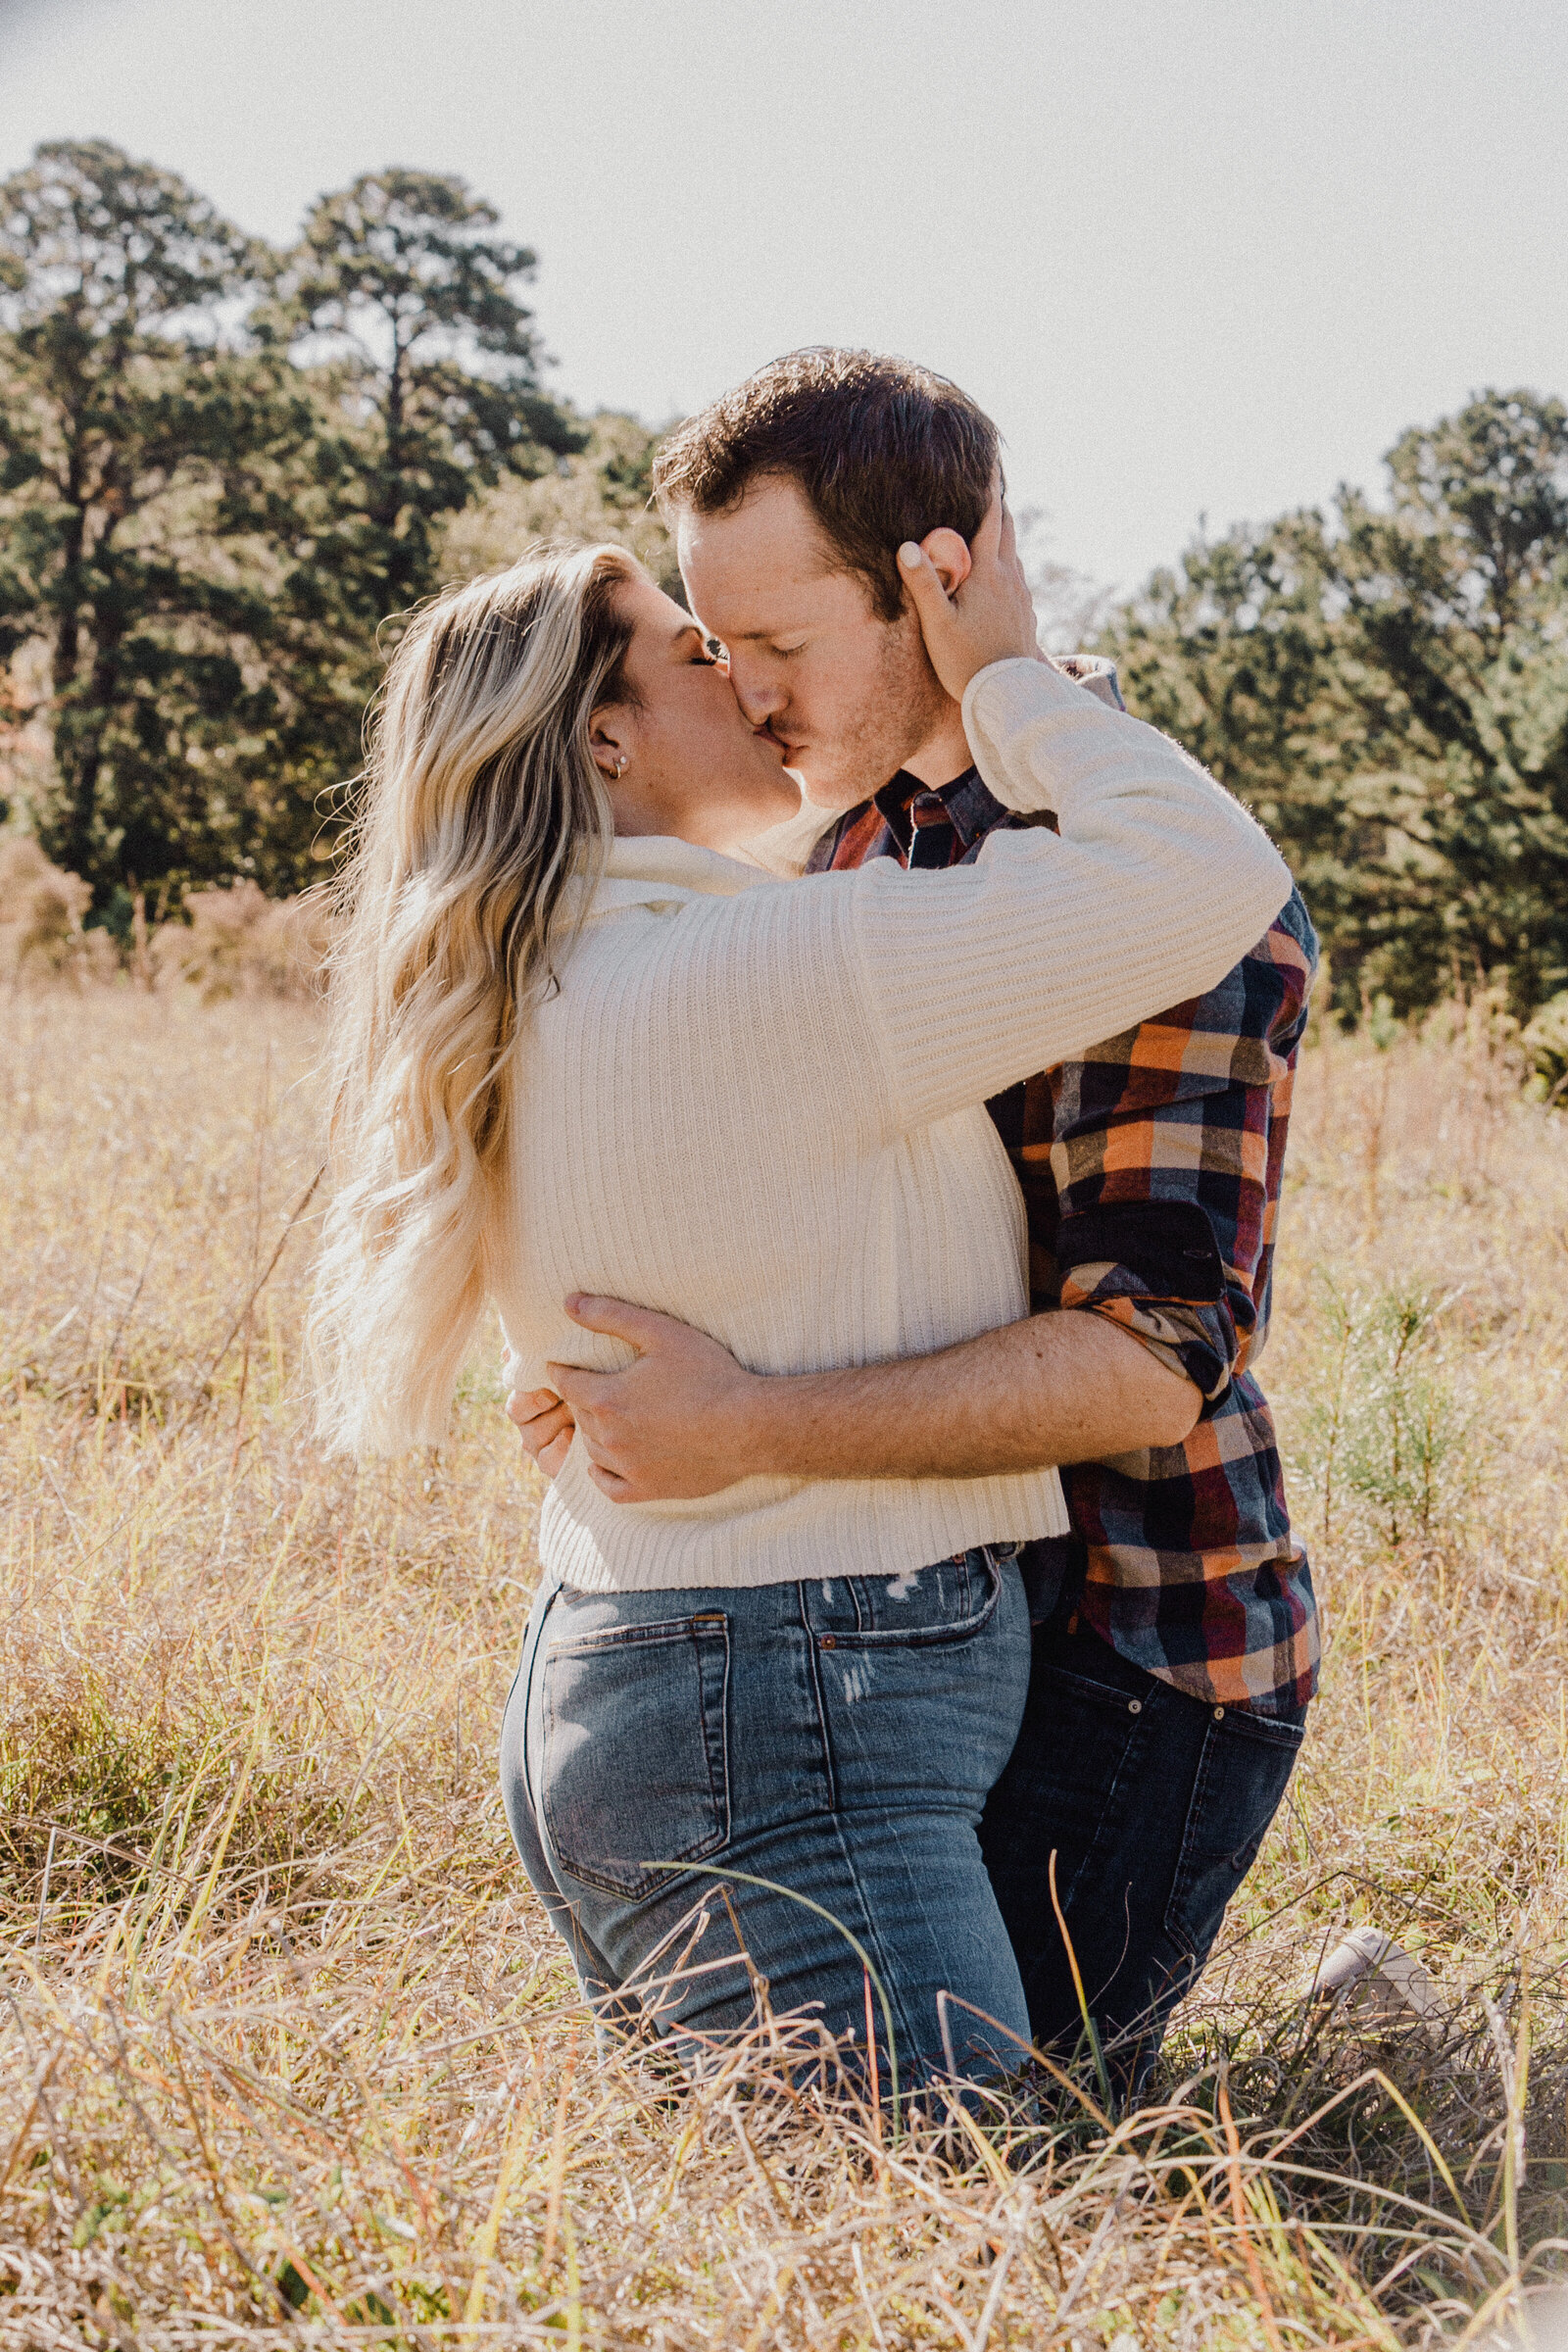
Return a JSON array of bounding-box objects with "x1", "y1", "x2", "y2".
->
[{"x1": 805, "y1": 660, "x2": 1320, "y2": 1717}]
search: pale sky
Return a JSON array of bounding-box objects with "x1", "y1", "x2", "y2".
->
[{"x1": 4, "y1": 0, "x2": 1565, "y2": 594}]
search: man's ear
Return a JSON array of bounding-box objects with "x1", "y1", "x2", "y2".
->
[{"x1": 919, "y1": 526, "x2": 973, "y2": 598}]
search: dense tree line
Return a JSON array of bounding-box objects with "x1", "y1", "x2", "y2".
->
[
  {"x1": 0, "y1": 141, "x2": 606, "y2": 914},
  {"x1": 2, "y1": 141, "x2": 1565, "y2": 1023},
  {"x1": 1101, "y1": 392, "x2": 1568, "y2": 1019}
]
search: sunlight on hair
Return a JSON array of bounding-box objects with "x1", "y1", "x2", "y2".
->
[{"x1": 308, "y1": 543, "x2": 643, "y2": 1457}]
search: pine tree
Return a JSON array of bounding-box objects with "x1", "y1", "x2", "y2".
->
[
  {"x1": 1102, "y1": 392, "x2": 1568, "y2": 1015},
  {"x1": 0, "y1": 139, "x2": 299, "y2": 903},
  {"x1": 274, "y1": 169, "x2": 585, "y2": 616}
]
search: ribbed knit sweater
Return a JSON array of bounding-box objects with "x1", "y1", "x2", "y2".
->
[{"x1": 491, "y1": 657, "x2": 1292, "y2": 1592}]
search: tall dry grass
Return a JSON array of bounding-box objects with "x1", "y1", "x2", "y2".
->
[{"x1": 1, "y1": 985, "x2": 1564, "y2": 2348}]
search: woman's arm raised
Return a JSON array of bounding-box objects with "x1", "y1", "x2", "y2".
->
[{"x1": 841, "y1": 506, "x2": 1292, "y2": 1133}]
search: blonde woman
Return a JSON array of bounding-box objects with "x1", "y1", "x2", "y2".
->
[{"x1": 313, "y1": 499, "x2": 1291, "y2": 2087}]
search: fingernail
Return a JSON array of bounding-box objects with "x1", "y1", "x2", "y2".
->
[{"x1": 898, "y1": 541, "x2": 922, "y2": 568}]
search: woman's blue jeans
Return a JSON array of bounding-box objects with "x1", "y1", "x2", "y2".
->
[{"x1": 499, "y1": 1547, "x2": 1032, "y2": 2088}]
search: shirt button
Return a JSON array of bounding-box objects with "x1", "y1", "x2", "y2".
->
[
  {"x1": 1127, "y1": 1699, "x2": 1142, "y2": 1715},
  {"x1": 820, "y1": 1635, "x2": 837, "y2": 1650}
]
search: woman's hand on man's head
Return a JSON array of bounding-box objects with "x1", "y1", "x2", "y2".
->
[{"x1": 899, "y1": 482, "x2": 1043, "y2": 704}]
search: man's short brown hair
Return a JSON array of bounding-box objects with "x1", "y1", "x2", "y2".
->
[{"x1": 652, "y1": 347, "x2": 1000, "y2": 622}]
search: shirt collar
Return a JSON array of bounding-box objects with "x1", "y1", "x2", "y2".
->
[{"x1": 871, "y1": 763, "x2": 1000, "y2": 855}]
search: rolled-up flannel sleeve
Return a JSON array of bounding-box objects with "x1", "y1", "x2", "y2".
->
[
  {"x1": 1058, "y1": 1219, "x2": 1237, "y2": 1400},
  {"x1": 1039, "y1": 894, "x2": 1319, "y2": 1408}
]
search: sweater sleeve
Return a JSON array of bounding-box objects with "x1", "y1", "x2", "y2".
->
[{"x1": 847, "y1": 657, "x2": 1294, "y2": 1133}]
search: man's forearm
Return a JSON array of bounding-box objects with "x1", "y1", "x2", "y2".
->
[{"x1": 740, "y1": 1308, "x2": 1201, "y2": 1482}]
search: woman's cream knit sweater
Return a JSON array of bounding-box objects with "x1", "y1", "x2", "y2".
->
[{"x1": 492, "y1": 657, "x2": 1293, "y2": 1592}]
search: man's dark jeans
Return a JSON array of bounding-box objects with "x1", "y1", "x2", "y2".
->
[{"x1": 979, "y1": 1591, "x2": 1307, "y2": 2100}]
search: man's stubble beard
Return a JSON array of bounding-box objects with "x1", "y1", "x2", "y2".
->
[{"x1": 797, "y1": 612, "x2": 956, "y2": 810}]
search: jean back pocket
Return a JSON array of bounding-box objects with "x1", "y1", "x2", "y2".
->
[
  {"x1": 1164, "y1": 1707, "x2": 1305, "y2": 1959},
  {"x1": 813, "y1": 1549, "x2": 1004, "y2": 1649},
  {"x1": 541, "y1": 1613, "x2": 731, "y2": 1900}
]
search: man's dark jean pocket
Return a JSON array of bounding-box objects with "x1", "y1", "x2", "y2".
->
[
  {"x1": 981, "y1": 1616, "x2": 1308, "y2": 2089},
  {"x1": 541, "y1": 1614, "x2": 731, "y2": 1899},
  {"x1": 1010, "y1": 1657, "x2": 1152, "y2": 1871},
  {"x1": 1163, "y1": 1706, "x2": 1304, "y2": 1959}
]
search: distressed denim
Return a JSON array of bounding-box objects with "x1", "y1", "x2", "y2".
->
[{"x1": 500, "y1": 1548, "x2": 1032, "y2": 2088}]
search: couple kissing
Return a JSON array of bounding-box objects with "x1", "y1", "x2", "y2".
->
[{"x1": 312, "y1": 347, "x2": 1318, "y2": 2103}]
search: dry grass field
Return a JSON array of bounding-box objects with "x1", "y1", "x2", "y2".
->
[{"x1": 2, "y1": 984, "x2": 1565, "y2": 2350}]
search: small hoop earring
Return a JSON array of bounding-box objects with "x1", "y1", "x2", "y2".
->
[{"x1": 613, "y1": 754, "x2": 628, "y2": 778}]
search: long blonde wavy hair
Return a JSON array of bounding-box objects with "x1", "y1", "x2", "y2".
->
[{"x1": 310, "y1": 542, "x2": 643, "y2": 1456}]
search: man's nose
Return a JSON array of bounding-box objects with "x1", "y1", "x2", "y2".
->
[{"x1": 725, "y1": 651, "x2": 785, "y2": 728}]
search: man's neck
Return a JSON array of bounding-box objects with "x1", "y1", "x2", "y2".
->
[{"x1": 894, "y1": 699, "x2": 972, "y2": 790}]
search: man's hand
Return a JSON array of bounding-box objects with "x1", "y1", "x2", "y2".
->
[
  {"x1": 900, "y1": 481, "x2": 1042, "y2": 705},
  {"x1": 507, "y1": 1291, "x2": 1200, "y2": 1499},
  {"x1": 532, "y1": 1297, "x2": 763, "y2": 1501}
]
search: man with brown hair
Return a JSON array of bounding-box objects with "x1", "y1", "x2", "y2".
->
[{"x1": 510, "y1": 348, "x2": 1319, "y2": 2097}]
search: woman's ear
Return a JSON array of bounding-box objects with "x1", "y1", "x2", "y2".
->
[
  {"x1": 588, "y1": 708, "x2": 628, "y2": 781},
  {"x1": 919, "y1": 526, "x2": 973, "y2": 598}
]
